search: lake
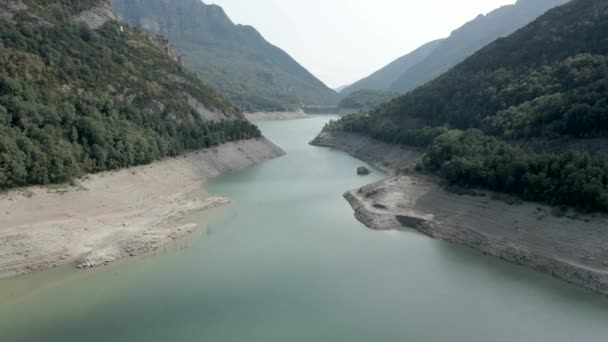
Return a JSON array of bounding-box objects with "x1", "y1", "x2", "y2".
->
[{"x1": 1, "y1": 116, "x2": 608, "y2": 342}]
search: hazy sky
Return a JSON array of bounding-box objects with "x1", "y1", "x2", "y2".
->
[{"x1": 208, "y1": 0, "x2": 517, "y2": 88}]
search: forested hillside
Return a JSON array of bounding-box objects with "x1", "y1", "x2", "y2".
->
[
  {"x1": 112, "y1": 0, "x2": 340, "y2": 112},
  {"x1": 0, "y1": 0, "x2": 261, "y2": 190},
  {"x1": 325, "y1": 0, "x2": 608, "y2": 211}
]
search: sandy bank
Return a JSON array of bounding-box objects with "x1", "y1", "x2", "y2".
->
[
  {"x1": 313, "y1": 131, "x2": 608, "y2": 296},
  {"x1": 0, "y1": 138, "x2": 285, "y2": 278},
  {"x1": 245, "y1": 110, "x2": 310, "y2": 122}
]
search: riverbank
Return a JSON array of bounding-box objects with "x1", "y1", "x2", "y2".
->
[
  {"x1": 245, "y1": 110, "x2": 310, "y2": 121},
  {"x1": 312, "y1": 131, "x2": 608, "y2": 296},
  {"x1": 310, "y1": 131, "x2": 423, "y2": 174},
  {"x1": 0, "y1": 138, "x2": 285, "y2": 278}
]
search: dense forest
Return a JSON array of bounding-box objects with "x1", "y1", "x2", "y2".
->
[
  {"x1": 0, "y1": 0, "x2": 261, "y2": 190},
  {"x1": 423, "y1": 130, "x2": 608, "y2": 211},
  {"x1": 325, "y1": 0, "x2": 608, "y2": 211},
  {"x1": 112, "y1": 0, "x2": 340, "y2": 112}
]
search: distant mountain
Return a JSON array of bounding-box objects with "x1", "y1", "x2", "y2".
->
[
  {"x1": 334, "y1": 84, "x2": 351, "y2": 92},
  {"x1": 340, "y1": 39, "x2": 442, "y2": 96},
  {"x1": 390, "y1": 0, "x2": 571, "y2": 93},
  {"x1": 344, "y1": 0, "x2": 570, "y2": 96},
  {"x1": 112, "y1": 0, "x2": 339, "y2": 112}
]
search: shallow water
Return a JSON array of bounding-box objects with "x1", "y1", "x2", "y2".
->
[{"x1": 1, "y1": 116, "x2": 608, "y2": 342}]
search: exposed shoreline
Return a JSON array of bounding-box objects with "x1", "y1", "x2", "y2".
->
[
  {"x1": 310, "y1": 131, "x2": 423, "y2": 174},
  {"x1": 0, "y1": 138, "x2": 285, "y2": 278},
  {"x1": 244, "y1": 110, "x2": 310, "y2": 121},
  {"x1": 312, "y1": 131, "x2": 608, "y2": 296}
]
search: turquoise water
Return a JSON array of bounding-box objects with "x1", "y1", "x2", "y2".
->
[{"x1": 1, "y1": 117, "x2": 608, "y2": 341}]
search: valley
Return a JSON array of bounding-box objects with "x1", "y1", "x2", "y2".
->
[{"x1": 2, "y1": 0, "x2": 608, "y2": 341}]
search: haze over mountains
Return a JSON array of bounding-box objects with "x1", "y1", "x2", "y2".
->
[
  {"x1": 341, "y1": 40, "x2": 443, "y2": 96},
  {"x1": 112, "y1": 0, "x2": 340, "y2": 112},
  {"x1": 342, "y1": 0, "x2": 571, "y2": 96}
]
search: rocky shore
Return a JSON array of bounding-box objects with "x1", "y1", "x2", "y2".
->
[
  {"x1": 0, "y1": 138, "x2": 285, "y2": 278},
  {"x1": 310, "y1": 131, "x2": 423, "y2": 174},
  {"x1": 312, "y1": 131, "x2": 608, "y2": 296}
]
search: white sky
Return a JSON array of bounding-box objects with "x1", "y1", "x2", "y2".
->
[{"x1": 208, "y1": 0, "x2": 517, "y2": 88}]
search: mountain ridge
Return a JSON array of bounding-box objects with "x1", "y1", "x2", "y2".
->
[
  {"x1": 390, "y1": 0, "x2": 571, "y2": 92},
  {"x1": 343, "y1": 0, "x2": 570, "y2": 96},
  {"x1": 340, "y1": 39, "x2": 442, "y2": 96},
  {"x1": 112, "y1": 0, "x2": 340, "y2": 112}
]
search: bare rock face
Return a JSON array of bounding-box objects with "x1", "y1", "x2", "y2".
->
[
  {"x1": 74, "y1": 0, "x2": 117, "y2": 29},
  {"x1": 184, "y1": 93, "x2": 240, "y2": 122},
  {"x1": 147, "y1": 35, "x2": 182, "y2": 65}
]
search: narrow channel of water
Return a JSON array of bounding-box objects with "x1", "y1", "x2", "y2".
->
[{"x1": 1, "y1": 116, "x2": 608, "y2": 342}]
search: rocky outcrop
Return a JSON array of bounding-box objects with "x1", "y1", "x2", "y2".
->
[
  {"x1": 345, "y1": 176, "x2": 608, "y2": 296},
  {"x1": 74, "y1": 0, "x2": 117, "y2": 29}
]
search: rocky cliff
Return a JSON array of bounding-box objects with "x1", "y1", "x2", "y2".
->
[{"x1": 73, "y1": 0, "x2": 117, "y2": 29}]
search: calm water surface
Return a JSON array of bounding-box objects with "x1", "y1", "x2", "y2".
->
[{"x1": 1, "y1": 117, "x2": 608, "y2": 341}]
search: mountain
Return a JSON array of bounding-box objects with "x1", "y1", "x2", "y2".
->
[
  {"x1": 343, "y1": 0, "x2": 570, "y2": 96},
  {"x1": 111, "y1": 0, "x2": 340, "y2": 112},
  {"x1": 0, "y1": 0, "x2": 261, "y2": 190},
  {"x1": 390, "y1": 0, "x2": 571, "y2": 93},
  {"x1": 325, "y1": 0, "x2": 608, "y2": 211},
  {"x1": 340, "y1": 39, "x2": 442, "y2": 96}
]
